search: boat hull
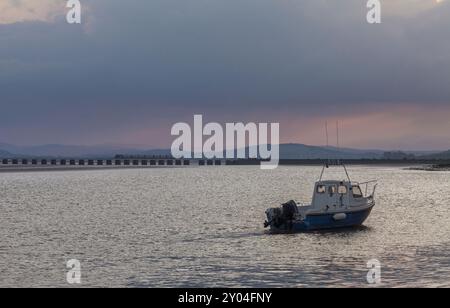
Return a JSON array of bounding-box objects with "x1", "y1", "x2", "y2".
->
[{"x1": 269, "y1": 204, "x2": 374, "y2": 233}]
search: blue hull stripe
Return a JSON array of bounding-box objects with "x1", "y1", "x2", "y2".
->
[{"x1": 274, "y1": 206, "x2": 374, "y2": 232}]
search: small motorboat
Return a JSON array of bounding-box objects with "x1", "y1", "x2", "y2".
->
[{"x1": 264, "y1": 163, "x2": 377, "y2": 232}]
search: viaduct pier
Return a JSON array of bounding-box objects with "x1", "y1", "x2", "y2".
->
[{"x1": 0, "y1": 156, "x2": 235, "y2": 170}]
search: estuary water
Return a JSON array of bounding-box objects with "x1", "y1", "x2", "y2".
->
[{"x1": 1, "y1": 166, "x2": 450, "y2": 288}]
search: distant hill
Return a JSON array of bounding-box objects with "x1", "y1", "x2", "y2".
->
[
  {"x1": 420, "y1": 150, "x2": 450, "y2": 160},
  {"x1": 200, "y1": 143, "x2": 384, "y2": 159},
  {"x1": 0, "y1": 149, "x2": 14, "y2": 158},
  {"x1": 238, "y1": 143, "x2": 382, "y2": 159},
  {"x1": 277, "y1": 144, "x2": 382, "y2": 159},
  {"x1": 0, "y1": 143, "x2": 153, "y2": 158},
  {"x1": 0, "y1": 142, "x2": 446, "y2": 160},
  {"x1": 137, "y1": 149, "x2": 173, "y2": 156}
]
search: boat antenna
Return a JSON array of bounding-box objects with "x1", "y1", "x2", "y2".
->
[
  {"x1": 320, "y1": 120, "x2": 351, "y2": 182},
  {"x1": 337, "y1": 120, "x2": 351, "y2": 182},
  {"x1": 326, "y1": 120, "x2": 331, "y2": 166},
  {"x1": 319, "y1": 122, "x2": 329, "y2": 181},
  {"x1": 336, "y1": 121, "x2": 340, "y2": 165},
  {"x1": 336, "y1": 121, "x2": 340, "y2": 150}
]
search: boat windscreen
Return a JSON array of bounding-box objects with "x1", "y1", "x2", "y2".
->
[
  {"x1": 352, "y1": 186, "x2": 363, "y2": 198},
  {"x1": 317, "y1": 185, "x2": 326, "y2": 193}
]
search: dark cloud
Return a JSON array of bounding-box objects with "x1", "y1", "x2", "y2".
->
[{"x1": 0, "y1": 0, "x2": 449, "y2": 146}]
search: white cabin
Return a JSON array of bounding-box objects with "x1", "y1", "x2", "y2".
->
[{"x1": 310, "y1": 180, "x2": 372, "y2": 212}]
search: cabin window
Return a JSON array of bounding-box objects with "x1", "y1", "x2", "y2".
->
[
  {"x1": 328, "y1": 185, "x2": 337, "y2": 195},
  {"x1": 352, "y1": 186, "x2": 363, "y2": 198},
  {"x1": 338, "y1": 185, "x2": 348, "y2": 194},
  {"x1": 317, "y1": 185, "x2": 326, "y2": 194}
]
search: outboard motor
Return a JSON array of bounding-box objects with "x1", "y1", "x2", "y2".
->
[
  {"x1": 282, "y1": 200, "x2": 298, "y2": 221},
  {"x1": 264, "y1": 200, "x2": 299, "y2": 230}
]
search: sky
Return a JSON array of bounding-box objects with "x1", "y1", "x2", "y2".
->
[{"x1": 0, "y1": 0, "x2": 449, "y2": 150}]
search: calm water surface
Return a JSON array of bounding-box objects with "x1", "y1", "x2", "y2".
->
[{"x1": 1, "y1": 166, "x2": 450, "y2": 287}]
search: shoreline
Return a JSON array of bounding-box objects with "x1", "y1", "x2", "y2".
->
[
  {"x1": 407, "y1": 164, "x2": 450, "y2": 172},
  {"x1": 0, "y1": 161, "x2": 448, "y2": 173}
]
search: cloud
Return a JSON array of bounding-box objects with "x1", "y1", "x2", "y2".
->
[
  {"x1": 279, "y1": 104, "x2": 450, "y2": 151},
  {"x1": 0, "y1": 0, "x2": 449, "y2": 148},
  {"x1": 383, "y1": 0, "x2": 441, "y2": 16},
  {"x1": 0, "y1": 0, "x2": 66, "y2": 24}
]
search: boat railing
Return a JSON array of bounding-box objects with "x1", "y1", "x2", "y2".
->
[{"x1": 354, "y1": 180, "x2": 378, "y2": 197}]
